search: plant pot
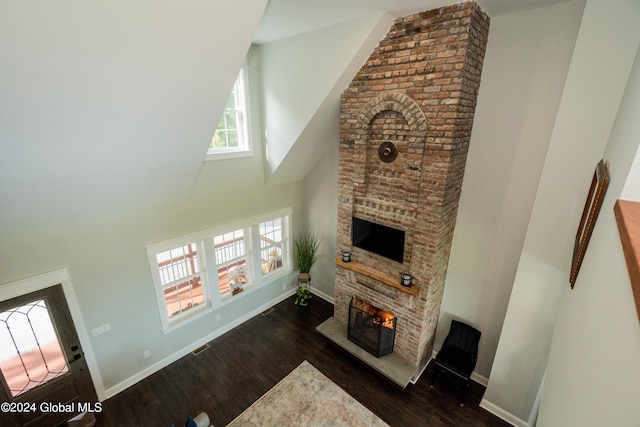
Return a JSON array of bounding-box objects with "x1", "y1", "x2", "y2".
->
[
  {"x1": 298, "y1": 272, "x2": 310, "y2": 282},
  {"x1": 295, "y1": 286, "x2": 312, "y2": 306}
]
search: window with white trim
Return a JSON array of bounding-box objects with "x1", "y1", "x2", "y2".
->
[
  {"x1": 147, "y1": 209, "x2": 291, "y2": 332},
  {"x1": 213, "y1": 229, "x2": 248, "y2": 295},
  {"x1": 260, "y1": 218, "x2": 284, "y2": 276},
  {"x1": 155, "y1": 243, "x2": 207, "y2": 320},
  {"x1": 207, "y1": 66, "x2": 252, "y2": 160}
]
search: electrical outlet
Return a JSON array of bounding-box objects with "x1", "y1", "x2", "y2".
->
[
  {"x1": 215, "y1": 314, "x2": 221, "y2": 321},
  {"x1": 143, "y1": 350, "x2": 150, "y2": 359}
]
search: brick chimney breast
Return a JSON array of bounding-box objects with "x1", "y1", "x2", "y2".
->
[{"x1": 335, "y1": 1, "x2": 489, "y2": 367}]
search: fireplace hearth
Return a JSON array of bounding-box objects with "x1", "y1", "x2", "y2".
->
[{"x1": 348, "y1": 297, "x2": 396, "y2": 358}]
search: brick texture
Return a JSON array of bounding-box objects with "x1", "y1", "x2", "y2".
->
[{"x1": 335, "y1": 2, "x2": 489, "y2": 367}]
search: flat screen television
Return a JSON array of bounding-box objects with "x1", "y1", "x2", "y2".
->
[{"x1": 352, "y1": 217, "x2": 405, "y2": 263}]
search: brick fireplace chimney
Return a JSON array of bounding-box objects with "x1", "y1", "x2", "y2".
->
[{"x1": 334, "y1": 2, "x2": 489, "y2": 369}]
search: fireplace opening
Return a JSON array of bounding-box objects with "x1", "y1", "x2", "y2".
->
[{"x1": 348, "y1": 297, "x2": 396, "y2": 357}]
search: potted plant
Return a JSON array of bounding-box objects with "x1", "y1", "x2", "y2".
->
[
  {"x1": 294, "y1": 231, "x2": 320, "y2": 281},
  {"x1": 295, "y1": 286, "x2": 312, "y2": 306},
  {"x1": 293, "y1": 231, "x2": 320, "y2": 305}
]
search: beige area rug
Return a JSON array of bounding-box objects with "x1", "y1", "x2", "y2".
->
[{"x1": 227, "y1": 360, "x2": 389, "y2": 426}]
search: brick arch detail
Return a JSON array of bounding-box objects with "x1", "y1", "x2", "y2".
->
[
  {"x1": 357, "y1": 92, "x2": 427, "y2": 135},
  {"x1": 352, "y1": 92, "x2": 428, "y2": 217}
]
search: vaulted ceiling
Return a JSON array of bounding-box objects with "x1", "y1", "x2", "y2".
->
[{"x1": 0, "y1": 0, "x2": 570, "y2": 238}]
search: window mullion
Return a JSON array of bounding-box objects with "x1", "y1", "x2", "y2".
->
[
  {"x1": 237, "y1": 110, "x2": 245, "y2": 150},
  {"x1": 250, "y1": 224, "x2": 263, "y2": 286},
  {"x1": 196, "y1": 241, "x2": 210, "y2": 309},
  {"x1": 203, "y1": 238, "x2": 221, "y2": 305},
  {"x1": 283, "y1": 215, "x2": 291, "y2": 269},
  {"x1": 243, "y1": 226, "x2": 254, "y2": 286}
]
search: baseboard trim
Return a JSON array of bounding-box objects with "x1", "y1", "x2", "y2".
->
[
  {"x1": 104, "y1": 289, "x2": 296, "y2": 399},
  {"x1": 429, "y1": 350, "x2": 489, "y2": 387},
  {"x1": 471, "y1": 371, "x2": 489, "y2": 387},
  {"x1": 310, "y1": 288, "x2": 334, "y2": 304},
  {"x1": 429, "y1": 349, "x2": 524, "y2": 427},
  {"x1": 480, "y1": 398, "x2": 528, "y2": 427}
]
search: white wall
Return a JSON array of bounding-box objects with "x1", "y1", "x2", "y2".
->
[
  {"x1": 0, "y1": 48, "x2": 305, "y2": 399},
  {"x1": 439, "y1": 0, "x2": 584, "y2": 380},
  {"x1": 621, "y1": 142, "x2": 640, "y2": 200},
  {"x1": 303, "y1": 133, "x2": 340, "y2": 298},
  {"x1": 482, "y1": 0, "x2": 640, "y2": 425},
  {"x1": 259, "y1": 13, "x2": 394, "y2": 184},
  {"x1": 537, "y1": 44, "x2": 640, "y2": 427}
]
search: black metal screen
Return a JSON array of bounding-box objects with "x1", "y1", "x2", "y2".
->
[{"x1": 348, "y1": 297, "x2": 396, "y2": 357}]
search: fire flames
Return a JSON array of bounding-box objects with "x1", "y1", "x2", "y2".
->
[
  {"x1": 373, "y1": 317, "x2": 395, "y2": 329},
  {"x1": 353, "y1": 296, "x2": 395, "y2": 329}
]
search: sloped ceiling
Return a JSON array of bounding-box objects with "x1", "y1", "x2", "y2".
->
[
  {"x1": 0, "y1": 0, "x2": 572, "y2": 239},
  {"x1": 254, "y1": 0, "x2": 573, "y2": 44},
  {"x1": 0, "y1": 0, "x2": 267, "y2": 238}
]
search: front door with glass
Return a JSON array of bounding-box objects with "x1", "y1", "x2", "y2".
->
[{"x1": 0, "y1": 285, "x2": 97, "y2": 426}]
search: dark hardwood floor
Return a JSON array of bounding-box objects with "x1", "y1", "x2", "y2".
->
[{"x1": 95, "y1": 296, "x2": 510, "y2": 427}]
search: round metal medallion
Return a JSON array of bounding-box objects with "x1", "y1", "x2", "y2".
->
[{"x1": 378, "y1": 141, "x2": 398, "y2": 163}]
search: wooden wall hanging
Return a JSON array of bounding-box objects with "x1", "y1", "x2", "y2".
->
[{"x1": 570, "y1": 159, "x2": 610, "y2": 288}]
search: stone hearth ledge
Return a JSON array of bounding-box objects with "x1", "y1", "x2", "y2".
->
[{"x1": 316, "y1": 317, "x2": 427, "y2": 388}]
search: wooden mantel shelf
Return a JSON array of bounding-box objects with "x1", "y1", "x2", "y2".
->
[
  {"x1": 613, "y1": 199, "x2": 640, "y2": 322},
  {"x1": 335, "y1": 257, "x2": 419, "y2": 296}
]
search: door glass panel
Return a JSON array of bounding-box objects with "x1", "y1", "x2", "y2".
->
[{"x1": 0, "y1": 299, "x2": 69, "y2": 397}]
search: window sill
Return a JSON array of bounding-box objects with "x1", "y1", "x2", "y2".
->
[
  {"x1": 164, "y1": 303, "x2": 212, "y2": 334},
  {"x1": 613, "y1": 199, "x2": 640, "y2": 322},
  {"x1": 205, "y1": 150, "x2": 253, "y2": 161},
  {"x1": 261, "y1": 268, "x2": 292, "y2": 283}
]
